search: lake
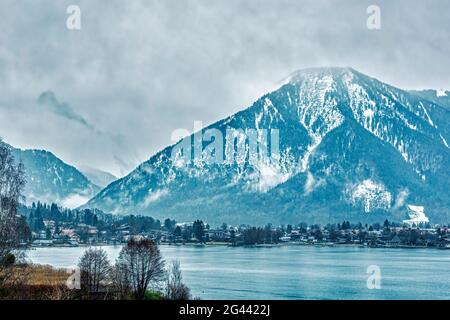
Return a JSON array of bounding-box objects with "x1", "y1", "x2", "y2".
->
[{"x1": 27, "y1": 245, "x2": 450, "y2": 300}]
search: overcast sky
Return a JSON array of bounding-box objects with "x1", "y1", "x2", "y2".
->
[{"x1": 0, "y1": 0, "x2": 449, "y2": 177}]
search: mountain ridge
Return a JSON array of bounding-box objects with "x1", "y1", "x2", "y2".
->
[
  {"x1": 83, "y1": 67, "x2": 450, "y2": 225},
  {"x1": 7, "y1": 144, "x2": 100, "y2": 208}
]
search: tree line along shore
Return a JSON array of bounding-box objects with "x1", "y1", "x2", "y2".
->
[{"x1": 21, "y1": 202, "x2": 450, "y2": 249}]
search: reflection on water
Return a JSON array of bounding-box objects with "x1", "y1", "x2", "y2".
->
[{"x1": 27, "y1": 245, "x2": 450, "y2": 300}]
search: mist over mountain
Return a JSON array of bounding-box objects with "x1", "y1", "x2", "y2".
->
[
  {"x1": 8, "y1": 145, "x2": 100, "y2": 208},
  {"x1": 79, "y1": 165, "x2": 117, "y2": 188},
  {"x1": 83, "y1": 67, "x2": 450, "y2": 225}
]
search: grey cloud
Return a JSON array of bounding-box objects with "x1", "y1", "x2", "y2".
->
[
  {"x1": 38, "y1": 91, "x2": 93, "y2": 130},
  {"x1": 0, "y1": 0, "x2": 449, "y2": 177}
]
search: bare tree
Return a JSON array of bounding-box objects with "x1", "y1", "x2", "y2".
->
[
  {"x1": 165, "y1": 260, "x2": 191, "y2": 300},
  {"x1": 78, "y1": 247, "x2": 111, "y2": 293},
  {"x1": 0, "y1": 140, "x2": 26, "y2": 286},
  {"x1": 110, "y1": 263, "x2": 131, "y2": 299},
  {"x1": 116, "y1": 239, "x2": 165, "y2": 300}
]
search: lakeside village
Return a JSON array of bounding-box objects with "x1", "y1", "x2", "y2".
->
[{"x1": 17, "y1": 202, "x2": 450, "y2": 249}]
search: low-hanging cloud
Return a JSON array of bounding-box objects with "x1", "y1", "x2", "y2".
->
[
  {"x1": 394, "y1": 189, "x2": 409, "y2": 209},
  {"x1": 38, "y1": 91, "x2": 93, "y2": 130}
]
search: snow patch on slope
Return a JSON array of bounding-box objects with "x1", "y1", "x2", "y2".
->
[
  {"x1": 420, "y1": 102, "x2": 435, "y2": 127},
  {"x1": 440, "y1": 134, "x2": 449, "y2": 149},
  {"x1": 403, "y1": 205, "x2": 429, "y2": 226},
  {"x1": 436, "y1": 89, "x2": 447, "y2": 97},
  {"x1": 293, "y1": 71, "x2": 345, "y2": 172},
  {"x1": 346, "y1": 179, "x2": 392, "y2": 213}
]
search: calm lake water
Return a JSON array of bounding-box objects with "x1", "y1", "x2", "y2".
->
[{"x1": 27, "y1": 245, "x2": 450, "y2": 300}]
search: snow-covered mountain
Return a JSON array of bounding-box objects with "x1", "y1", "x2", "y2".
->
[
  {"x1": 84, "y1": 67, "x2": 450, "y2": 225},
  {"x1": 10, "y1": 146, "x2": 100, "y2": 208},
  {"x1": 79, "y1": 165, "x2": 117, "y2": 188}
]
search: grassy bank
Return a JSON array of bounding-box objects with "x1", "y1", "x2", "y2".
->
[{"x1": 0, "y1": 265, "x2": 74, "y2": 299}]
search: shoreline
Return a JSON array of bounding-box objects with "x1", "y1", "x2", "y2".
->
[{"x1": 28, "y1": 241, "x2": 450, "y2": 251}]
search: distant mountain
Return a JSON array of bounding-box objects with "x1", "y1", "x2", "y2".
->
[
  {"x1": 9, "y1": 146, "x2": 100, "y2": 208},
  {"x1": 410, "y1": 89, "x2": 450, "y2": 111},
  {"x1": 79, "y1": 165, "x2": 117, "y2": 188},
  {"x1": 84, "y1": 67, "x2": 450, "y2": 225}
]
